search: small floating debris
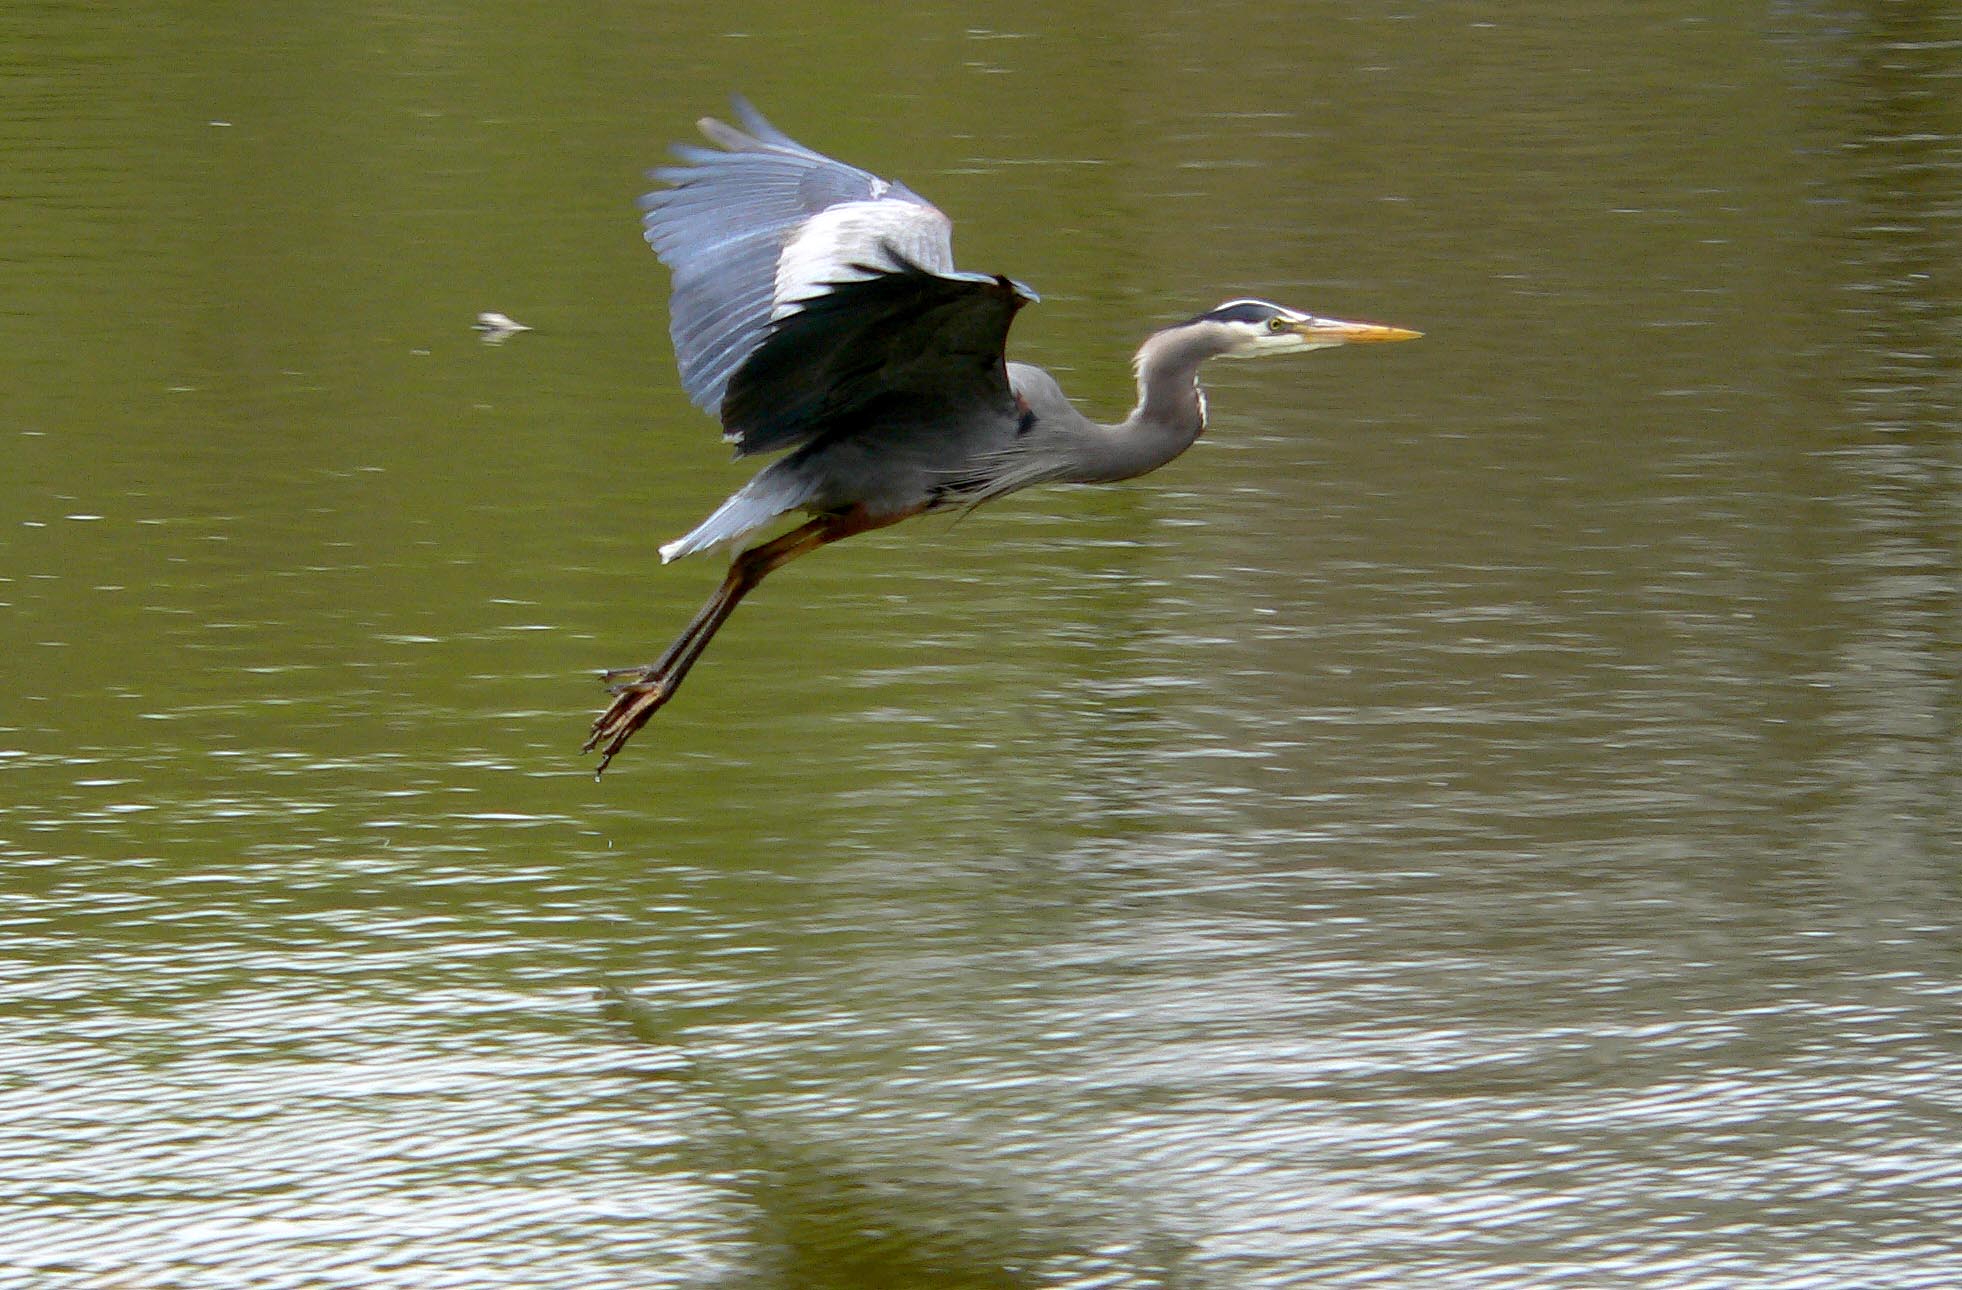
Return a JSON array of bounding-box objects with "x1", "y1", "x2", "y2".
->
[{"x1": 474, "y1": 311, "x2": 533, "y2": 343}]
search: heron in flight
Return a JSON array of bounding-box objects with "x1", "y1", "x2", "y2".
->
[{"x1": 585, "y1": 100, "x2": 1419, "y2": 773}]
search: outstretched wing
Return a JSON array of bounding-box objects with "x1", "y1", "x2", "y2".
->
[
  {"x1": 721, "y1": 255, "x2": 1035, "y2": 458},
  {"x1": 641, "y1": 98, "x2": 959, "y2": 432}
]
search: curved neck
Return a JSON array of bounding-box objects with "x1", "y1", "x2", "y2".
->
[{"x1": 1061, "y1": 327, "x2": 1214, "y2": 484}]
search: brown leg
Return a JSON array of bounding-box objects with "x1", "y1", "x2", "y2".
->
[{"x1": 582, "y1": 507, "x2": 908, "y2": 775}]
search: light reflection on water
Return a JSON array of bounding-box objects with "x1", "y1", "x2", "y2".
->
[{"x1": 4, "y1": 3, "x2": 1960, "y2": 1287}]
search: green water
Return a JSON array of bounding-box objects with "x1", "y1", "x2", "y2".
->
[{"x1": 3, "y1": 3, "x2": 1957, "y2": 1287}]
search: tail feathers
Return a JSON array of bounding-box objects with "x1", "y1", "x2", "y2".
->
[{"x1": 659, "y1": 477, "x2": 806, "y2": 563}]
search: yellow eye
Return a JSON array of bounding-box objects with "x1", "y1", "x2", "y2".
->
[{"x1": 1266, "y1": 315, "x2": 1289, "y2": 333}]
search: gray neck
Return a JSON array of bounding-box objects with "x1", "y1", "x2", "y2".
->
[{"x1": 1060, "y1": 326, "x2": 1218, "y2": 484}]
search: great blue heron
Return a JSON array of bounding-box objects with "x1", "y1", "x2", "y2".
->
[{"x1": 585, "y1": 99, "x2": 1419, "y2": 773}]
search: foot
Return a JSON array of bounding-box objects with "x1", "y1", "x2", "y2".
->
[{"x1": 583, "y1": 678, "x2": 673, "y2": 776}]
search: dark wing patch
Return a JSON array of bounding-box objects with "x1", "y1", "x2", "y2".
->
[{"x1": 721, "y1": 257, "x2": 1035, "y2": 458}]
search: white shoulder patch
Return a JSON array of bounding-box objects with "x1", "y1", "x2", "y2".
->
[{"x1": 772, "y1": 199, "x2": 955, "y2": 318}]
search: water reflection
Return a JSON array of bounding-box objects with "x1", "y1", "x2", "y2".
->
[
  {"x1": 2, "y1": 2, "x2": 1958, "y2": 1288},
  {"x1": 1793, "y1": 3, "x2": 1958, "y2": 916},
  {"x1": 603, "y1": 987, "x2": 1215, "y2": 1289}
]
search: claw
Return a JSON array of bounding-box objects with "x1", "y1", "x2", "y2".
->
[{"x1": 582, "y1": 679, "x2": 673, "y2": 775}]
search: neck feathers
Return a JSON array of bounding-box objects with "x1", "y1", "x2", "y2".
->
[
  {"x1": 1128, "y1": 326, "x2": 1210, "y2": 443},
  {"x1": 1042, "y1": 324, "x2": 1225, "y2": 488}
]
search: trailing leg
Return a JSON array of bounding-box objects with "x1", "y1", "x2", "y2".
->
[{"x1": 582, "y1": 507, "x2": 908, "y2": 775}]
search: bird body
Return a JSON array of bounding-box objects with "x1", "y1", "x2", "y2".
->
[{"x1": 585, "y1": 99, "x2": 1418, "y2": 772}]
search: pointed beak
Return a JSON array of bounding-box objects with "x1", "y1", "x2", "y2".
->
[{"x1": 1293, "y1": 316, "x2": 1422, "y2": 344}]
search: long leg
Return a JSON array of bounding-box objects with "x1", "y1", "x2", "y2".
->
[{"x1": 582, "y1": 506, "x2": 906, "y2": 775}]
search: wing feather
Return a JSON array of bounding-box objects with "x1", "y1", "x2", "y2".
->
[{"x1": 640, "y1": 98, "x2": 957, "y2": 425}]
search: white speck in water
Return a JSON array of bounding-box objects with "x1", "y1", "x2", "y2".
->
[{"x1": 474, "y1": 311, "x2": 532, "y2": 343}]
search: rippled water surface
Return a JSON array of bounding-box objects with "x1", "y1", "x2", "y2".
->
[{"x1": 3, "y1": 3, "x2": 1957, "y2": 1287}]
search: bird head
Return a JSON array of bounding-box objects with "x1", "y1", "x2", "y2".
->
[{"x1": 1188, "y1": 299, "x2": 1421, "y2": 358}]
